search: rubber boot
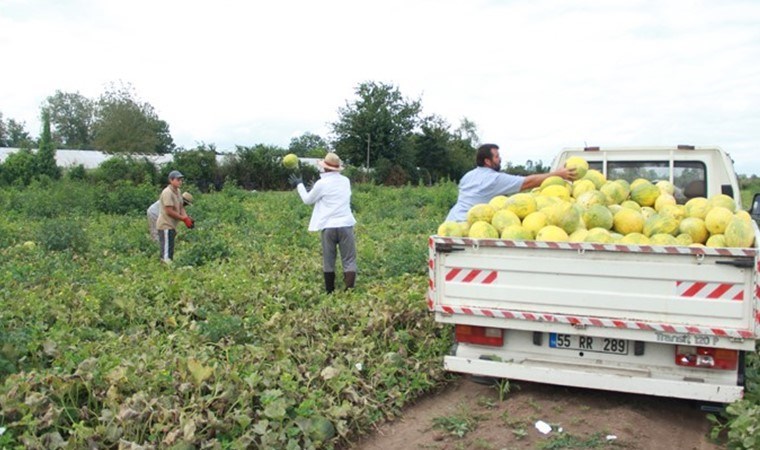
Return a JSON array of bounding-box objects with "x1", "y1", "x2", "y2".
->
[
  {"x1": 324, "y1": 272, "x2": 336, "y2": 294},
  {"x1": 344, "y1": 271, "x2": 356, "y2": 290}
]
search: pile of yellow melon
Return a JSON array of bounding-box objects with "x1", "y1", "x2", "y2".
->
[{"x1": 437, "y1": 157, "x2": 755, "y2": 248}]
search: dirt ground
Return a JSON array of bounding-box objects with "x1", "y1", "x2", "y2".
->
[{"x1": 352, "y1": 375, "x2": 724, "y2": 450}]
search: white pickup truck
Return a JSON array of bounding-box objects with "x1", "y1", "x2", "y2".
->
[{"x1": 429, "y1": 146, "x2": 759, "y2": 402}]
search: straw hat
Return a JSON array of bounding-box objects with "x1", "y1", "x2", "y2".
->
[
  {"x1": 318, "y1": 153, "x2": 344, "y2": 171},
  {"x1": 182, "y1": 192, "x2": 194, "y2": 205}
]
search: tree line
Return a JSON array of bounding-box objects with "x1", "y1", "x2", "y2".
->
[
  {"x1": 1, "y1": 82, "x2": 173, "y2": 154},
  {"x1": 1, "y1": 80, "x2": 551, "y2": 188}
]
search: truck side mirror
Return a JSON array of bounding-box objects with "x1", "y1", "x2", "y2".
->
[{"x1": 751, "y1": 193, "x2": 760, "y2": 222}]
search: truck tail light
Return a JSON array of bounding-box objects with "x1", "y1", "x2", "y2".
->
[
  {"x1": 455, "y1": 325, "x2": 504, "y2": 347},
  {"x1": 675, "y1": 346, "x2": 738, "y2": 370}
]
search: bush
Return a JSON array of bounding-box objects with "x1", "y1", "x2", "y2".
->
[
  {"x1": 0, "y1": 148, "x2": 36, "y2": 186},
  {"x1": 199, "y1": 313, "x2": 250, "y2": 343},
  {"x1": 171, "y1": 147, "x2": 220, "y2": 192},
  {"x1": 0, "y1": 219, "x2": 19, "y2": 248},
  {"x1": 39, "y1": 218, "x2": 90, "y2": 253},
  {"x1": 5, "y1": 180, "x2": 97, "y2": 218},
  {"x1": 175, "y1": 220, "x2": 231, "y2": 266},
  {"x1": 91, "y1": 156, "x2": 159, "y2": 185},
  {"x1": 217, "y1": 144, "x2": 294, "y2": 191},
  {"x1": 94, "y1": 181, "x2": 158, "y2": 215},
  {"x1": 66, "y1": 164, "x2": 88, "y2": 181}
]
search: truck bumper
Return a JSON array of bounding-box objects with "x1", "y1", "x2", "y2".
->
[{"x1": 444, "y1": 355, "x2": 744, "y2": 403}]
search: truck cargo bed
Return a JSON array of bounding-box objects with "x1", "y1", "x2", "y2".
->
[{"x1": 429, "y1": 237, "x2": 759, "y2": 344}]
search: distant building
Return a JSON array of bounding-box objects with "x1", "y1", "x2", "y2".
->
[
  {"x1": 0, "y1": 148, "x2": 225, "y2": 169},
  {"x1": 299, "y1": 157, "x2": 320, "y2": 169}
]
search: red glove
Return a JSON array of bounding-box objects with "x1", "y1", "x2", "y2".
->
[{"x1": 183, "y1": 217, "x2": 195, "y2": 229}]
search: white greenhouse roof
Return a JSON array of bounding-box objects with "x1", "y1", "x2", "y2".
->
[{"x1": 0, "y1": 148, "x2": 224, "y2": 169}]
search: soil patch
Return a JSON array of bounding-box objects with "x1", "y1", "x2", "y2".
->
[{"x1": 353, "y1": 376, "x2": 723, "y2": 450}]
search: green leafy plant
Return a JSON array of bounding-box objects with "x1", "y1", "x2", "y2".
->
[
  {"x1": 708, "y1": 401, "x2": 760, "y2": 449},
  {"x1": 432, "y1": 410, "x2": 482, "y2": 438},
  {"x1": 39, "y1": 218, "x2": 89, "y2": 253},
  {"x1": 538, "y1": 432, "x2": 613, "y2": 449},
  {"x1": 494, "y1": 378, "x2": 511, "y2": 402},
  {"x1": 0, "y1": 182, "x2": 454, "y2": 448}
]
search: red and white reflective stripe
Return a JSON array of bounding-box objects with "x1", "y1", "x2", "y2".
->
[
  {"x1": 435, "y1": 305, "x2": 755, "y2": 339},
  {"x1": 431, "y1": 236, "x2": 757, "y2": 256},
  {"x1": 676, "y1": 281, "x2": 744, "y2": 301},
  {"x1": 756, "y1": 260, "x2": 760, "y2": 324},
  {"x1": 427, "y1": 237, "x2": 436, "y2": 311},
  {"x1": 445, "y1": 268, "x2": 498, "y2": 284}
]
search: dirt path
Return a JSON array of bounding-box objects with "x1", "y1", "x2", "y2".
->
[{"x1": 353, "y1": 376, "x2": 723, "y2": 450}]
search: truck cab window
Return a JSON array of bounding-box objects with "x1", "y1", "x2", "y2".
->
[
  {"x1": 673, "y1": 162, "x2": 706, "y2": 203},
  {"x1": 594, "y1": 161, "x2": 706, "y2": 204}
]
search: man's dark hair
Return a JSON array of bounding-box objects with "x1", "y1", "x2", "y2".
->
[{"x1": 476, "y1": 143, "x2": 500, "y2": 167}]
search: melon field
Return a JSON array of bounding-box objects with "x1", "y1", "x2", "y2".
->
[
  {"x1": 0, "y1": 181, "x2": 457, "y2": 449},
  {"x1": 1, "y1": 180, "x2": 759, "y2": 449}
]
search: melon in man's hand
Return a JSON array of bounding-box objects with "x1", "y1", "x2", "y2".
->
[{"x1": 565, "y1": 156, "x2": 589, "y2": 179}]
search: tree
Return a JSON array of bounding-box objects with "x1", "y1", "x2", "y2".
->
[
  {"x1": 331, "y1": 81, "x2": 421, "y2": 183},
  {"x1": 151, "y1": 118, "x2": 174, "y2": 154},
  {"x1": 289, "y1": 132, "x2": 328, "y2": 157},
  {"x1": 92, "y1": 83, "x2": 175, "y2": 154},
  {"x1": 412, "y1": 116, "x2": 478, "y2": 184},
  {"x1": 0, "y1": 115, "x2": 35, "y2": 148},
  {"x1": 0, "y1": 112, "x2": 6, "y2": 146},
  {"x1": 42, "y1": 90, "x2": 95, "y2": 149},
  {"x1": 220, "y1": 144, "x2": 289, "y2": 190},
  {"x1": 447, "y1": 117, "x2": 479, "y2": 181},
  {"x1": 36, "y1": 110, "x2": 60, "y2": 179},
  {"x1": 413, "y1": 115, "x2": 453, "y2": 184},
  {"x1": 454, "y1": 117, "x2": 480, "y2": 147},
  {"x1": 505, "y1": 160, "x2": 550, "y2": 176},
  {"x1": 172, "y1": 144, "x2": 219, "y2": 192}
]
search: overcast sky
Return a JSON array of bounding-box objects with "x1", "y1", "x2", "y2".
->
[{"x1": 2, "y1": 0, "x2": 759, "y2": 173}]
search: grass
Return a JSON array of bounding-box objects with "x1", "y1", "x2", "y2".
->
[
  {"x1": 538, "y1": 432, "x2": 619, "y2": 449},
  {"x1": 432, "y1": 407, "x2": 485, "y2": 438}
]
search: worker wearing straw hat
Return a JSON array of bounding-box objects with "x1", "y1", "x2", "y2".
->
[{"x1": 289, "y1": 153, "x2": 357, "y2": 293}]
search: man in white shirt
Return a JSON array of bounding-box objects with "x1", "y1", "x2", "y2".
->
[
  {"x1": 446, "y1": 143, "x2": 576, "y2": 222},
  {"x1": 289, "y1": 153, "x2": 357, "y2": 293}
]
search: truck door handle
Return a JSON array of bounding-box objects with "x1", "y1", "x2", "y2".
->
[
  {"x1": 715, "y1": 259, "x2": 755, "y2": 268},
  {"x1": 436, "y1": 243, "x2": 465, "y2": 253}
]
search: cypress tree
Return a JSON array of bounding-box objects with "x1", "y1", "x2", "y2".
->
[{"x1": 36, "y1": 110, "x2": 60, "y2": 179}]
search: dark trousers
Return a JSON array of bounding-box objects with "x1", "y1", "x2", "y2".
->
[{"x1": 158, "y1": 229, "x2": 176, "y2": 261}]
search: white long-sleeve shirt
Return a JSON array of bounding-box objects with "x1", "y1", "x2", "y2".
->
[
  {"x1": 297, "y1": 171, "x2": 356, "y2": 231},
  {"x1": 147, "y1": 200, "x2": 160, "y2": 218}
]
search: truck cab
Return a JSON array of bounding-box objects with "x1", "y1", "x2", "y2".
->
[{"x1": 554, "y1": 146, "x2": 742, "y2": 207}]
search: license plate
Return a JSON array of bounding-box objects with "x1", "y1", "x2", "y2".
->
[{"x1": 549, "y1": 333, "x2": 629, "y2": 355}]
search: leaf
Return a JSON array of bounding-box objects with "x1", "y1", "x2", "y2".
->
[
  {"x1": 321, "y1": 366, "x2": 340, "y2": 380},
  {"x1": 162, "y1": 429, "x2": 180, "y2": 446},
  {"x1": 252, "y1": 419, "x2": 270, "y2": 435},
  {"x1": 327, "y1": 401, "x2": 353, "y2": 418},
  {"x1": 182, "y1": 418, "x2": 196, "y2": 441},
  {"x1": 263, "y1": 398, "x2": 288, "y2": 420},
  {"x1": 42, "y1": 340, "x2": 58, "y2": 357},
  {"x1": 106, "y1": 366, "x2": 128, "y2": 385},
  {"x1": 235, "y1": 413, "x2": 252, "y2": 429},
  {"x1": 187, "y1": 358, "x2": 213, "y2": 386}
]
